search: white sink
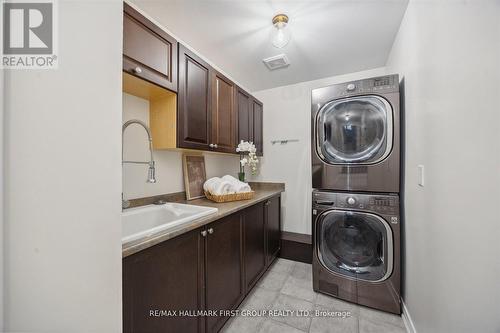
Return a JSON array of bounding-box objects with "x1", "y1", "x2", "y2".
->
[{"x1": 122, "y1": 203, "x2": 218, "y2": 244}]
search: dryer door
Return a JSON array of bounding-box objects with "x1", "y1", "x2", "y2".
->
[
  {"x1": 316, "y1": 95, "x2": 393, "y2": 164},
  {"x1": 317, "y1": 210, "x2": 393, "y2": 282}
]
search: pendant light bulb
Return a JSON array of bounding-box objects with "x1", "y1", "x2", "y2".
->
[{"x1": 271, "y1": 14, "x2": 290, "y2": 48}]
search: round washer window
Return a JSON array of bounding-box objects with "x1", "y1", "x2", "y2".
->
[
  {"x1": 316, "y1": 95, "x2": 392, "y2": 164},
  {"x1": 317, "y1": 210, "x2": 393, "y2": 282}
]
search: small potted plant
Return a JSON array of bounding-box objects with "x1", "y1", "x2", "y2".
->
[{"x1": 236, "y1": 140, "x2": 259, "y2": 182}]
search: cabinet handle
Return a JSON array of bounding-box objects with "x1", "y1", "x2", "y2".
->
[
  {"x1": 201, "y1": 230, "x2": 207, "y2": 237},
  {"x1": 208, "y1": 228, "x2": 214, "y2": 234},
  {"x1": 132, "y1": 66, "x2": 142, "y2": 74}
]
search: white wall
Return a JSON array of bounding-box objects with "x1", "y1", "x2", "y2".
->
[
  {"x1": 0, "y1": 3, "x2": 4, "y2": 326},
  {"x1": 251, "y1": 67, "x2": 387, "y2": 234},
  {"x1": 0, "y1": 77, "x2": 3, "y2": 330},
  {"x1": 0, "y1": 30, "x2": 4, "y2": 333},
  {"x1": 123, "y1": 93, "x2": 240, "y2": 199},
  {"x1": 386, "y1": 1, "x2": 500, "y2": 332},
  {"x1": 3, "y1": 1, "x2": 123, "y2": 332}
]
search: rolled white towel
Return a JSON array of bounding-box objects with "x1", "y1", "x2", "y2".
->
[
  {"x1": 221, "y1": 175, "x2": 239, "y2": 183},
  {"x1": 211, "y1": 180, "x2": 233, "y2": 195},
  {"x1": 221, "y1": 175, "x2": 251, "y2": 193},
  {"x1": 204, "y1": 177, "x2": 234, "y2": 195},
  {"x1": 203, "y1": 177, "x2": 221, "y2": 192}
]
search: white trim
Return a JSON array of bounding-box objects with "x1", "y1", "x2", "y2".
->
[
  {"x1": 402, "y1": 300, "x2": 417, "y2": 333},
  {"x1": 124, "y1": 0, "x2": 254, "y2": 94}
]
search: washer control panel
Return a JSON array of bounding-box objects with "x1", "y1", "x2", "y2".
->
[
  {"x1": 367, "y1": 196, "x2": 399, "y2": 215},
  {"x1": 336, "y1": 193, "x2": 367, "y2": 209},
  {"x1": 313, "y1": 191, "x2": 399, "y2": 215}
]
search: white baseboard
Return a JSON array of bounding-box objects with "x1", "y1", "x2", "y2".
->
[{"x1": 402, "y1": 300, "x2": 417, "y2": 333}]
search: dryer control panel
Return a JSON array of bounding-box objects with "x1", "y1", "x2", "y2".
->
[
  {"x1": 313, "y1": 191, "x2": 399, "y2": 215},
  {"x1": 311, "y1": 74, "x2": 399, "y2": 100}
]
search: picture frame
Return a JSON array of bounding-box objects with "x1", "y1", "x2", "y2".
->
[{"x1": 182, "y1": 153, "x2": 207, "y2": 200}]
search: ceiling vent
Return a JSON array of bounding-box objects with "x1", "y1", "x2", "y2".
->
[{"x1": 262, "y1": 54, "x2": 290, "y2": 71}]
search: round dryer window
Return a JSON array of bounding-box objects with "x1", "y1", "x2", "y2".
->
[
  {"x1": 316, "y1": 95, "x2": 393, "y2": 164},
  {"x1": 317, "y1": 210, "x2": 393, "y2": 282}
]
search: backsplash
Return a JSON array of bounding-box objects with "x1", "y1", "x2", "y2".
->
[{"x1": 123, "y1": 93, "x2": 240, "y2": 200}]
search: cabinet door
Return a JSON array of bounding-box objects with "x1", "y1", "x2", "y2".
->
[
  {"x1": 266, "y1": 195, "x2": 281, "y2": 264},
  {"x1": 123, "y1": 228, "x2": 205, "y2": 333},
  {"x1": 243, "y1": 202, "x2": 266, "y2": 290},
  {"x1": 252, "y1": 98, "x2": 264, "y2": 156},
  {"x1": 211, "y1": 72, "x2": 237, "y2": 153},
  {"x1": 205, "y1": 213, "x2": 244, "y2": 332},
  {"x1": 236, "y1": 87, "x2": 252, "y2": 144},
  {"x1": 178, "y1": 44, "x2": 212, "y2": 150},
  {"x1": 123, "y1": 3, "x2": 177, "y2": 92}
]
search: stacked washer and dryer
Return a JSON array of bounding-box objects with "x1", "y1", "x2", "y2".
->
[{"x1": 311, "y1": 74, "x2": 402, "y2": 314}]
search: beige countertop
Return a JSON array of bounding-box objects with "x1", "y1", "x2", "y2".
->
[{"x1": 122, "y1": 182, "x2": 284, "y2": 258}]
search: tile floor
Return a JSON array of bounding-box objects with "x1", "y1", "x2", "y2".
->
[{"x1": 221, "y1": 259, "x2": 406, "y2": 333}]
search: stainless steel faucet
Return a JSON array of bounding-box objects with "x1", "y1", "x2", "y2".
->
[{"x1": 122, "y1": 119, "x2": 157, "y2": 209}]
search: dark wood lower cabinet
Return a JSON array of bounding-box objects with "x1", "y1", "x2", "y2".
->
[
  {"x1": 243, "y1": 202, "x2": 266, "y2": 290},
  {"x1": 266, "y1": 196, "x2": 281, "y2": 264},
  {"x1": 123, "y1": 228, "x2": 204, "y2": 333},
  {"x1": 205, "y1": 214, "x2": 244, "y2": 332},
  {"x1": 123, "y1": 194, "x2": 281, "y2": 333}
]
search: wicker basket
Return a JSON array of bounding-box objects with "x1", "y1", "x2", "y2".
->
[{"x1": 204, "y1": 190, "x2": 255, "y2": 203}]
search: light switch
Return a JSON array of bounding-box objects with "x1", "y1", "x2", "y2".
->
[{"x1": 418, "y1": 165, "x2": 425, "y2": 187}]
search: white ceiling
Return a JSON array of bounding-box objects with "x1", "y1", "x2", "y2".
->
[{"x1": 131, "y1": 0, "x2": 409, "y2": 92}]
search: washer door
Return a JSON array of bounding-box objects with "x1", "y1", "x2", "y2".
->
[
  {"x1": 316, "y1": 95, "x2": 393, "y2": 164},
  {"x1": 317, "y1": 210, "x2": 393, "y2": 282}
]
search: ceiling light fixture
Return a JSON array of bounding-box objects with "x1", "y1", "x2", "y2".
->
[{"x1": 271, "y1": 14, "x2": 290, "y2": 48}]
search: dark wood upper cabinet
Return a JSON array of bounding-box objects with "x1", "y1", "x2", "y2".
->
[
  {"x1": 205, "y1": 213, "x2": 244, "y2": 332},
  {"x1": 178, "y1": 44, "x2": 212, "y2": 150},
  {"x1": 123, "y1": 3, "x2": 177, "y2": 92},
  {"x1": 211, "y1": 72, "x2": 237, "y2": 153},
  {"x1": 266, "y1": 195, "x2": 281, "y2": 264},
  {"x1": 243, "y1": 202, "x2": 266, "y2": 290},
  {"x1": 236, "y1": 87, "x2": 252, "y2": 144},
  {"x1": 123, "y1": 228, "x2": 205, "y2": 333},
  {"x1": 252, "y1": 99, "x2": 264, "y2": 156},
  {"x1": 123, "y1": 6, "x2": 264, "y2": 156},
  {"x1": 236, "y1": 87, "x2": 264, "y2": 156}
]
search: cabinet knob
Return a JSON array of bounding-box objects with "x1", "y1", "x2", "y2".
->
[
  {"x1": 208, "y1": 228, "x2": 214, "y2": 234},
  {"x1": 265, "y1": 200, "x2": 270, "y2": 206},
  {"x1": 214, "y1": 144, "x2": 218, "y2": 148},
  {"x1": 201, "y1": 230, "x2": 207, "y2": 237},
  {"x1": 209, "y1": 144, "x2": 214, "y2": 148},
  {"x1": 133, "y1": 66, "x2": 142, "y2": 74}
]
